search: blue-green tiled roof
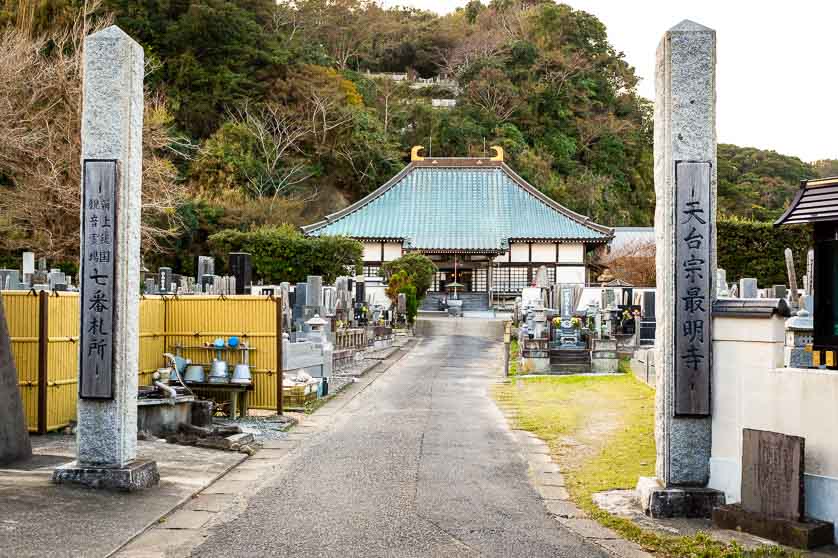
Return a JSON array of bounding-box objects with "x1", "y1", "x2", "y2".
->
[{"x1": 305, "y1": 163, "x2": 611, "y2": 251}]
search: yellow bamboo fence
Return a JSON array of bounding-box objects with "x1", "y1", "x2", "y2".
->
[{"x1": 1, "y1": 291, "x2": 282, "y2": 433}]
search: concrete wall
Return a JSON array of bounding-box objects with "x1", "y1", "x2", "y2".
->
[{"x1": 709, "y1": 314, "x2": 838, "y2": 541}]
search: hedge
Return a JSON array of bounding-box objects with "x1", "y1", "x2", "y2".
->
[
  {"x1": 208, "y1": 225, "x2": 363, "y2": 285},
  {"x1": 717, "y1": 217, "x2": 811, "y2": 287}
]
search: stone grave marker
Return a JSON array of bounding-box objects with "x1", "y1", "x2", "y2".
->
[
  {"x1": 716, "y1": 269, "x2": 729, "y2": 297},
  {"x1": 228, "y1": 252, "x2": 252, "y2": 294},
  {"x1": 741, "y1": 429, "x2": 804, "y2": 520},
  {"x1": 714, "y1": 429, "x2": 834, "y2": 548},
  {"x1": 785, "y1": 248, "x2": 799, "y2": 307},
  {"x1": 740, "y1": 278, "x2": 758, "y2": 298}
]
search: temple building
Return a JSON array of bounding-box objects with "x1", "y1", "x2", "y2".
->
[{"x1": 303, "y1": 147, "x2": 613, "y2": 309}]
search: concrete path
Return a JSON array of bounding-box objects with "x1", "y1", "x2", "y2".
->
[{"x1": 191, "y1": 324, "x2": 608, "y2": 558}]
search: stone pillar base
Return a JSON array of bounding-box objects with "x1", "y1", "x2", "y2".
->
[
  {"x1": 52, "y1": 459, "x2": 159, "y2": 491},
  {"x1": 637, "y1": 476, "x2": 725, "y2": 518},
  {"x1": 713, "y1": 504, "x2": 834, "y2": 549}
]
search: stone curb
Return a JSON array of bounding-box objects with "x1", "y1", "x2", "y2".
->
[{"x1": 498, "y1": 420, "x2": 653, "y2": 558}]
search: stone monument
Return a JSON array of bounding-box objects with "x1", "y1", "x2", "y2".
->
[
  {"x1": 740, "y1": 278, "x2": 758, "y2": 298},
  {"x1": 53, "y1": 26, "x2": 159, "y2": 490},
  {"x1": 713, "y1": 429, "x2": 833, "y2": 548},
  {"x1": 785, "y1": 248, "x2": 800, "y2": 308},
  {"x1": 638, "y1": 20, "x2": 724, "y2": 518},
  {"x1": 0, "y1": 295, "x2": 32, "y2": 464}
]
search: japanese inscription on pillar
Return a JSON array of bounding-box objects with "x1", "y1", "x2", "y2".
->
[
  {"x1": 80, "y1": 160, "x2": 118, "y2": 399},
  {"x1": 674, "y1": 162, "x2": 712, "y2": 416}
]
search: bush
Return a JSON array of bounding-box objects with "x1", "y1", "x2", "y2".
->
[
  {"x1": 208, "y1": 225, "x2": 363, "y2": 284},
  {"x1": 381, "y1": 253, "x2": 437, "y2": 299},
  {"x1": 718, "y1": 217, "x2": 811, "y2": 287},
  {"x1": 385, "y1": 270, "x2": 419, "y2": 324}
]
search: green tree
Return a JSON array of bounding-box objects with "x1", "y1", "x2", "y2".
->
[{"x1": 381, "y1": 253, "x2": 436, "y2": 299}]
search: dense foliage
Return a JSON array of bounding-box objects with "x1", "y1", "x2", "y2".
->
[
  {"x1": 384, "y1": 270, "x2": 419, "y2": 324},
  {"x1": 717, "y1": 218, "x2": 811, "y2": 287},
  {"x1": 207, "y1": 226, "x2": 362, "y2": 284},
  {"x1": 718, "y1": 144, "x2": 813, "y2": 221},
  {"x1": 381, "y1": 253, "x2": 437, "y2": 299},
  {"x1": 1, "y1": 1, "x2": 835, "y2": 275}
]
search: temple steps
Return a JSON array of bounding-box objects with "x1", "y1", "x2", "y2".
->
[{"x1": 420, "y1": 292, "x2": 490, "y2": 312}]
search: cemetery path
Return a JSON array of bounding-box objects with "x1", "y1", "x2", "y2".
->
[{"x1": 193, "y1": 328, "x2": 608, "y2": 558}]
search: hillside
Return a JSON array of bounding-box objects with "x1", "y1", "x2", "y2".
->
[{"x1": 0, "y1": 0, "x2": 833, "y2": 271}]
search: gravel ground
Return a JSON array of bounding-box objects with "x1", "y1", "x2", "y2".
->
[{"x1": 213, "y1": 414, "x2": 295, "y2": 441}]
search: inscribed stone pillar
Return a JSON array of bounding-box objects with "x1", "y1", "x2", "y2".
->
[
  {"x1": 52, "y1": 27, "x2": 160, "y2": 492},
  {"x1": 654, "y1": 20, "x2": 717, "y2": 488}
]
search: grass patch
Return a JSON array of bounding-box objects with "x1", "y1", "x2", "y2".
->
[
  {"x1": 493, "y1": 375, "x2": 798, "y2": 558},
  {"x1": 507, "y1": 339, "x2": 520, "y2": 376}
]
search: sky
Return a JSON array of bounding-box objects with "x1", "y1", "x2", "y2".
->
[{"x1": 381, "y1": 0, "x2": 837, "y2": 163}]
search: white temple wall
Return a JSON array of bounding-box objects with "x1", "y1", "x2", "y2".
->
[{"x1": 709, "y1": 313, "x2": 838, "y2": 542}]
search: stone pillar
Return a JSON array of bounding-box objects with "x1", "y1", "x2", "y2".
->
[
  {"x1": 53, "y1": 26, "x2": 158, "y2": 490},
  {"x1": 0, "y1": 296, "x2": 32, "y2": 464},
  {"x1": 639, "y1": 20, "x2": 724, "y2": 517}
]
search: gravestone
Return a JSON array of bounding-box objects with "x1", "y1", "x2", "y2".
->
[
  {"x1": 785, "y1": 248, "x2": 799, "y2": 308},
  {"x1": 228, "y1": 252, "x2": 252, "y2": 295},
  {"x1": 0, "y1": 295, "x2": 32, "y2": 464},
  {"x1": 52, "y1": 26, "x2": 158, "y2": 491},
  {"x1": 742, "y1": 429, "x2": 804, "y2": 520},
  {"x1": 716, "y1": 269, "x2": 729, "y2": 297},
  {"x1": 0, "y1": 270, "x2": 20, "y2": 291},
  {"x1": 638, "y1": 20, "x2": 724, "y2": 518},
  {"x1": 806, "y1": 248, "x2": 814, "y2": 297},
  {"x1": 713, "y1": 429, "x2": 833, "y2": 548},
  {"x1": 22, "y1": 252, "x2": 35, "y2": 287},
  {"x1": 159, "y1": 267, "x2": 172, "y2": 293},
  {"x1": 774, "y1": 285, "x2": 788, "y2": 301},
  {"x1": 740, "y1": 278, "x2": 758, "y2": 298},
  {"x1": 196, "y1": 256, "x2": 214, "y2": 286}
]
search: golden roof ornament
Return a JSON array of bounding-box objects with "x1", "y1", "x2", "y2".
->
[{"x1": 410, "y1": 146, "x2": 425, "y2": 162}]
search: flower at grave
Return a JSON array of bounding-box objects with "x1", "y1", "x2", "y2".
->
[
  {"x1": 570, "y1": 317, "x2": 581, "y2": 329},
  {"x1": 622, "y1": 310, "x2": 631, "y2": 321},
  {"x1": 552, "y1": 317, "x2": 562, "y2": 326}
]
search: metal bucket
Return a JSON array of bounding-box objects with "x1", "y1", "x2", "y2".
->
[
  {"x1": 230, "y1": 363, "x2": 252, "y2": 385},
  {"x1": 207, "y1": 359, "x2": 229, "y2": 384},
  {"x1": 183, "y1": 364, "x2": 205, "y2": 383}
]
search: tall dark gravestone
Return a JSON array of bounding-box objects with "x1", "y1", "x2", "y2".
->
[
  {"x1": 228, "y1": 252, "x2": 252, "y2": 295},
  {"x1": 0, "y1": 296, "x2": 32, "y2": 464}
]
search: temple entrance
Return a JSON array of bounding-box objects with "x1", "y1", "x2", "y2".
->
[{"x1": 438, "y1": 269, "x2": 472, "y2": 292}]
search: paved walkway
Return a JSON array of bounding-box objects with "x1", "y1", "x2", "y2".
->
[{"x1": 191, "y1": 328, "x2": 608, "y2": 557}]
